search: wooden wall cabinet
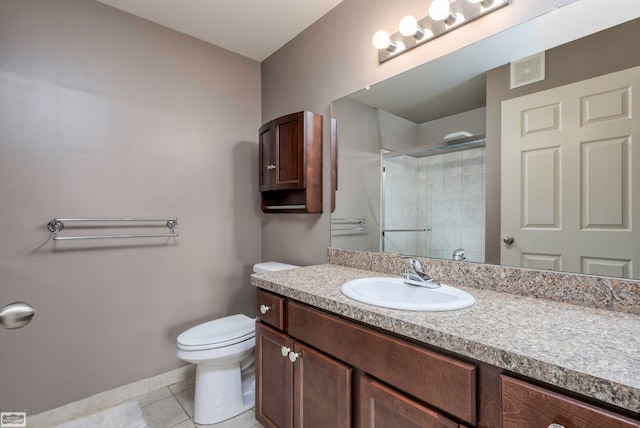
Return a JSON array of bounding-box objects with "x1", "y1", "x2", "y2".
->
[{"x1": 259, "y1": 111, "x2": 323, "y2": 213}]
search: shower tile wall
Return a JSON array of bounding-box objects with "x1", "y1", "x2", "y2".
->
[
  {"x1": 383, "y1": 147, "x2": 486, "y2": 261},
  {"x1": 425, "y1": 147, "x2": 486, "y2": 262}
]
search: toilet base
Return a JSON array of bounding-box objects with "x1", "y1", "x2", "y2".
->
[{"x1": 193, "y1": 362, "x2": 255, "y2": 425}]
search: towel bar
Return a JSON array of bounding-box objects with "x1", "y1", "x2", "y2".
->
[{"x1": 47, "y1": 218, "x2": 179, "y2": 241}]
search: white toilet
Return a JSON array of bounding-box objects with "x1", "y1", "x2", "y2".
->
[{"x1": 176, "y1": 262, "x2": 299, "y2": 425}]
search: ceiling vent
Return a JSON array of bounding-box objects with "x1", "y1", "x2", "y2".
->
[{"x1": 510, "y1": 52, "x2": 545, "y2": 89}]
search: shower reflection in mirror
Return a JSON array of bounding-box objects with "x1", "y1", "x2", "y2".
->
[
  {"x1": 381, "y1": 135, "x2": 486, "y2": 262},
  {"x1": 331, "y1": 97, "x2": 486, "y2": 261}
]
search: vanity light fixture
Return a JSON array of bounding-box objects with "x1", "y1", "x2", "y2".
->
[{"x1": 373, "y1": 0, "x2": 510, "y2": 63}]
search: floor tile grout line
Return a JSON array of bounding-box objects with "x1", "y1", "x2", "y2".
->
[{"x1": 171, "y1": 388, "x2": 193, "y2": 420}]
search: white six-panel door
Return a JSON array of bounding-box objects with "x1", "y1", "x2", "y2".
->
[{"x1": 501, "y1": 66, "x2": 640, "y2": 278}]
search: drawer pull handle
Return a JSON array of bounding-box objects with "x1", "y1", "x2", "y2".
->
[
  {"x1": 281, "y1": 346, "x2": 291, "y2": 357},
  {"x1": 259, "y1": 304, "x2": 271, "y2": 314},
  {"x1": 548, "y1": 424, "x2": 565, "y2": 428},
  {"x1": 288, "y1": 351, "x2": 300, "y2": 363}
]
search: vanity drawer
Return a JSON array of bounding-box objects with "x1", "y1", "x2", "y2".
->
[
  {"x1": 501, "y1": 375, "x2": 640, "y2": 428},
  {"x1": 256, "y1": 289, "x2": 285, "y2": 330},
  {"x1": 288, "y1": 302, "x2": 477, "y2": 425}
]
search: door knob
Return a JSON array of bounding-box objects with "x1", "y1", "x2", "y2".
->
[
  {"x1": 0, "y1": 302, "x2": 35, "y2": 329},
  {"x1": 503, "y1": 235, "x2": 515, "y2": 245}
]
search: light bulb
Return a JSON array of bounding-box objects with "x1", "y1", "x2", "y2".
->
[
  {"x1": 372, "y1": 30, "x2": 391, "y2": 50},
  {"x1": 399, "y1": 16, "x2": 419, "y2": 37},
  {"x1": 399, "y1": 15, "x2": 428, "y2": 40},
  {"x1": 429, "y1": 0, "x2": 452, "y2": 21}
]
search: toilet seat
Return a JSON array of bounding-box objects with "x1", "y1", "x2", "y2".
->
[{"x1": 177, "y1": 314, "x2": 255, "y2": 351}]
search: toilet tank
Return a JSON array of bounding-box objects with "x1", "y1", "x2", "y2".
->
[{"x1": 253, "y1": 262, "x2": 299, "y2": 273}]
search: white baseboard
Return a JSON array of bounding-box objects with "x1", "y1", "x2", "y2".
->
[{"x1": 27, "y1": 365, "x2": 195, "y2": 428}]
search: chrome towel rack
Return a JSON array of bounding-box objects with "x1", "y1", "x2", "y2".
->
[
  {"x1": 331, "y1": 218, "x2": 370, "y2": 231},
  {"x1": 47, "y1": 217, "x2": 179, "y2": 241}
]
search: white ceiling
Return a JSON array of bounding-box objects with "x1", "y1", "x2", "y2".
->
[{"x1": 96, "y1": 0, "x2": 343, "y2": 62}]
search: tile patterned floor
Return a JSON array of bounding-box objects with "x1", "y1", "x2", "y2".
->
[{"x1": 136, "y1": 378, "x2": 263, "y2": 428}]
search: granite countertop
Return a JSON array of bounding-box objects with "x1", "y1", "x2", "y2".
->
[{"x1": 251, "y1": 263, "x2": 640, "y2": 414}]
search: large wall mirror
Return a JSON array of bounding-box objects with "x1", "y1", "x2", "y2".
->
[{"x1": 331, "y1": 1, "x2": 640, "y2": 280}]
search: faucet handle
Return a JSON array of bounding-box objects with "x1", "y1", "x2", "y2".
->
[
  {"x1": 409, "y1": 258, "x2": 425, "y2": 274},
  {"x1": 401, "y1": 256, "x2": 424, "y2": 272},
  {"x1": 402, "y1": 257, "x2": 430, "y2": 278},
  {"x1": 452, "y1": 248, "x2": 466, "y2": 261}
]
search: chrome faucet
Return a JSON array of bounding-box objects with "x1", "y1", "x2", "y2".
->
[
  {"x1": 403, "y1": 258, "x2": 440, "y2": 289},
  {"x1": 452, "y1": 248, "x2": 466, "y2": 261}
]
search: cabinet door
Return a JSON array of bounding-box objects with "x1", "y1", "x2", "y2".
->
[
  {"x1": 293, "y1": 342, "x2": 352, "y2": 428},
  {"x1": 273, "y1": 112, "x2": 305, "y2": 190},
  {"x1": 259, "y1": 121, "x2": 276, "y2": 191},
  {"x1": 358, "y1": 375, "x2": 459, "y2": 428},
  {"x1": 256, "y1": 322, "x2": 294, "y2": 428},
  {"x1": 259, "y1": 112, "x2": 305, "y2": 192}
]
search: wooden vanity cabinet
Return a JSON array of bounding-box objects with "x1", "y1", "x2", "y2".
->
[
  {"x1": 501, "y1": 376, "x2": 640, "y2": 428},
  {"x1": 255, "y1": 290, "x2": 351, "y2": 428},
  {"x1": 288, "y1": 302, "x2": 476, "y2": 426},
  {"x1": 255, "y1": 322, "x2": 352, "y2": 428},
  {"x1": 259, "y1": 111, "x2": 323, "y2": 213},
  {"x1": 256, "y1": 290, "x2": 640, "y2": 428},
  {"x1": 256, "y1": 291, "x2": 475, "y2": 428}
]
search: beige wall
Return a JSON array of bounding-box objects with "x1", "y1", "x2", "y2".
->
[
  {"x1": 0, "y1": 0, "x2": 261, "y2": 414},
  {"x1": 260, "y1": 0, "x2": 568, "y2": 266},
  {"x1": 485, "y1": 18, "x2": 640, "y2": 263}
]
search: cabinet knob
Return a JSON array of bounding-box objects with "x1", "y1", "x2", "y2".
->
[
  {"x1": 281, "y1": 346, "x2": 291, "y2": 357},
  {"x1": 288, "y1": 351, "x2": 300, "y2": 363},
  {"x1": 259, "y1": 304, "x2": 271, "y2": 314},
  {"x1": 267, "y1": 164, "x2": 276, "y2": 170},
  {"x1": 548, "y1": 424, "x2": 565, "y2": 428}
]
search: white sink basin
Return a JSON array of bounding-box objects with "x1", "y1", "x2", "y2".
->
[{"x1": 341, "y1": 277, "x2": 475, "y2": 311}]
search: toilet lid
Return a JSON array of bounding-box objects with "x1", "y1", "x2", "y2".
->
[{"x1": 177, "y1": 314, "x2": 255, "y2": 349}]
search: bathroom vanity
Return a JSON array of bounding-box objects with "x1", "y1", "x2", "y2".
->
[{"x1": 252, "y1": 260, "x2": 640, "y2": 428}]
